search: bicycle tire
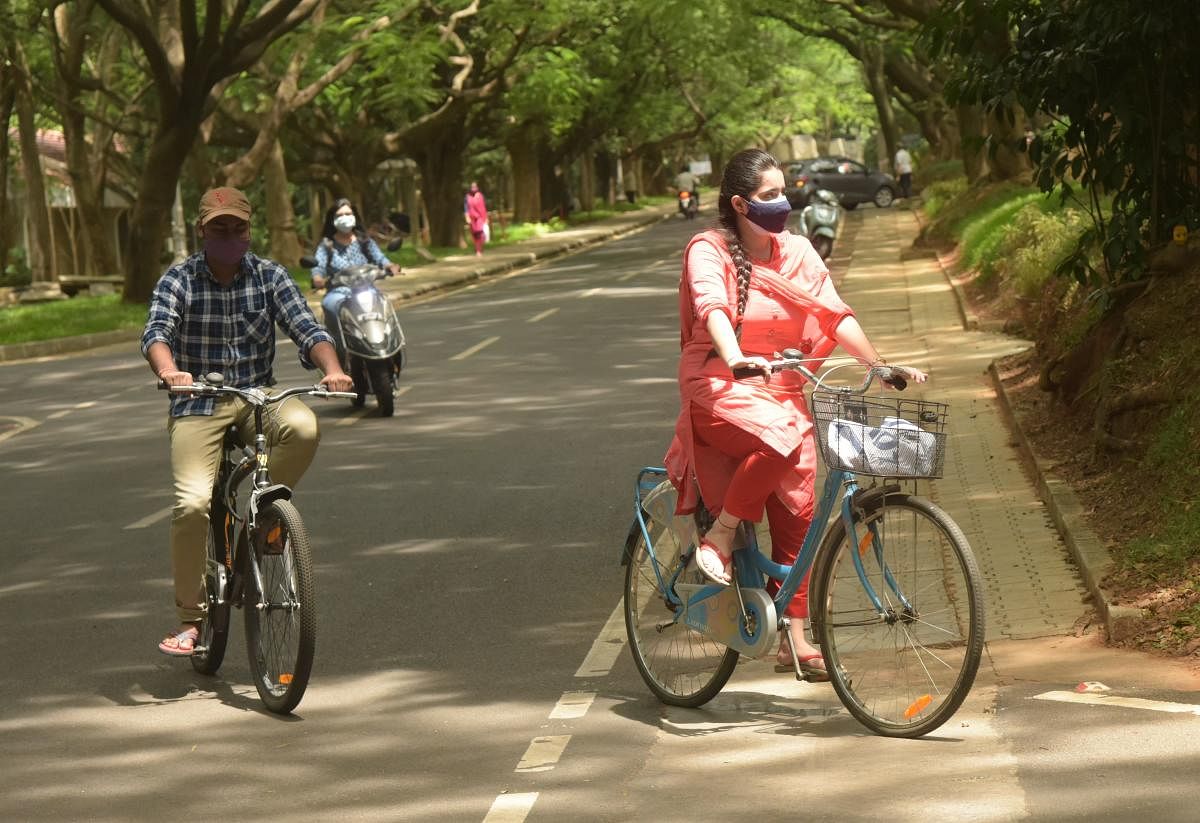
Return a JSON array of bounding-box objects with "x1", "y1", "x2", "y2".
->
[
  {"x1": 244, "y1": 500, "x2": 316, "y2": 714},
  {"x1": 191, "y1": 498, "x2": 232, "y2": 676},
  {"x1": 623, "y1": 513, "x2": 738, "y2": 707},
  {"x1": 811, "y1": 492, "x2": 984, "y2": 738}
]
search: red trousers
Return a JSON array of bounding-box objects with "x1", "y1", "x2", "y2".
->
[{"x1": 691, "y1": 405, "x2": 813, "y2": 618}]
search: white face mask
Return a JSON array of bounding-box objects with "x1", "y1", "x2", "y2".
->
[{"x1": 334, "y1": 214, "x2": 356, "y2": 233}]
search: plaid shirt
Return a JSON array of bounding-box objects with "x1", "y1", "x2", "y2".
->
[{"x1": 142, "y1": 251, "x2": 334, "y2": 417}]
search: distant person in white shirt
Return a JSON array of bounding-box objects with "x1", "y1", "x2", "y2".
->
[{"x1": 894, "y1": 147, "x2": 913, "y2": 198}]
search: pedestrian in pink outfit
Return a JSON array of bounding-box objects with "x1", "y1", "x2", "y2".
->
[
  {"x1": 664, "y1": 148, "x2": 926, "y2": 680},
  {"x1": 464, "y1": 182, "x2": 489, "y2": 257}
]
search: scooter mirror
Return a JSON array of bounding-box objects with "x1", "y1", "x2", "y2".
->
[{"x1": 299, "y1": 255, "x2": 318, "y2": 269}]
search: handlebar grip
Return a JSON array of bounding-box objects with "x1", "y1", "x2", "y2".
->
[
  {"x1": 157, "y1": 379, "x2": 169, "y2": 390},
  {"x1": 732, "y1": 366, "x2": 762, "y2": 379},
  {"x1": 881, "y1": 367, "x2": 908, "y2": 391}
]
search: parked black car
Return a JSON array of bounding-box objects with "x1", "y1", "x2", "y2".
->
[{"x1": 784, "y1": 156, "x2": 898, "y2": 210}]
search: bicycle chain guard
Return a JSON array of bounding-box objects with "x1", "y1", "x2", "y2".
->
[{"x1": 674, "y1": 581, "x2": 776, "y2": 659}]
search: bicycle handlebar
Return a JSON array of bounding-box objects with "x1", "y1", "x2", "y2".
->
[
  {"x1": 158, "y1": 380, "x2": 357, "y2": 403},
  {"x1": 731, "y1": 349, "x2": 911, "y2": 392}
]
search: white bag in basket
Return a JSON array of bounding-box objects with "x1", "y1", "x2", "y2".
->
[{"x1": 826, "y1": 416, "x2": 936, "y2": 476}]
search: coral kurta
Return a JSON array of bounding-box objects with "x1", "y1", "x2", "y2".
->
[{"x1": 664, "y1": 229, "x2": 854, "y2": 517}]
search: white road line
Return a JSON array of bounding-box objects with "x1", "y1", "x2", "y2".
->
[
  {"x1": 616, "y1": 271, "x2": 638, "y2": 282},
  {"x1": 580, "y1": 287, "x2": 600, "y2": 297},
  {"x1": 574, "y1": 599, "x2": 625, "y2": 678},
  {"x1": 46, "y1": 410, "x2": 71, "y2": 420},
  {"x1": 527, "y1": 307, "x2": 559, "y2": 323},
  {"x1": 1032, "y1": 690, "x2": 1200, "y2": 716},
  {"x1": 482, "y1": 792, "x2": 538, "y2": 823},
  {"x1": 124, "y1": 507, "x2": 173, "y2": 530},
  {"x1": 514, "y1": 735, "x2": 570, "y2": 773},
  {"x1": 75, "y1": 401, "x2": 97, "y2": 409},
  {"x1": 0, "y1": 417, "x2": 39, "y2": 442},
  {"x1": 548, "y1": 691, "x2": 596, "y2": 720},
  {"x1": 450, "y1": 336, "x2": 500, "y2": 361}
]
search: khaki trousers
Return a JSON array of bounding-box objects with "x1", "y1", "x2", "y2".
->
[{"x1": 167, "y1": 396, "x2": 320, "y2": 622}]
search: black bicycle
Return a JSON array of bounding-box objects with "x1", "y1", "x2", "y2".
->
[{"x1": 162, "y1": 373, "x2": 354, "y2": 714}]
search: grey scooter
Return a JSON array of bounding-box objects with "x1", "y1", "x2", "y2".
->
[{"x1": 797, "y1": 188, "x2": 840, "y2": 260}]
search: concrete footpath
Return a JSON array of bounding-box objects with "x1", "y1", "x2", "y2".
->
[{"x1": 0, "y1": 202, "x2": 676, "y2": 364}]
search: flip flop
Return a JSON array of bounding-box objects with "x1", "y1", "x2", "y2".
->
[
  {"x1": 158, "y1": 624, "x2": 200, "y2": 657},
  {"x1": 775, "y1": 652, "x2": 830, "y2": 682},
  {"x1": 694, "y1": 538, "x2": 732, "y2": 586}
]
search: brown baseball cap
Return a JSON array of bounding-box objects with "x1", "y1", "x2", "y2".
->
[{"x1": 198, "y1": 186, "x2": 252, "y2": 225}]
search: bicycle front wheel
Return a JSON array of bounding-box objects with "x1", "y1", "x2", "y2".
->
[
  {"x1": 623, "y1": 513, "x2": 738, "y2": 707},
  {"x1": 813, "y1": 492, "x2": 984, "y2": 738},
  {"x1": 244, "y1": 500, "x2": 315, "y2": 714}
]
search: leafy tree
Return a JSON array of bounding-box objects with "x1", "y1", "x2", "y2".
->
[{"x1": 928, "y1": 0, "x2": 1200, "y2": 286}]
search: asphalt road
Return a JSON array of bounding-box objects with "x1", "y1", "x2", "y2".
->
[{"x1": 3, "y1": 210, "x2": 1200, "y2": 822}]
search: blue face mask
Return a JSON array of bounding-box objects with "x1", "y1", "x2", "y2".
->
[{"x1": 743, "y1": 194, "x2": 791, "y2": 234}]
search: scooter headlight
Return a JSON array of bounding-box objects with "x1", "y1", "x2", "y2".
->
[{"x1": 355, "y1": 290, "x2": 376, "y2": 312}]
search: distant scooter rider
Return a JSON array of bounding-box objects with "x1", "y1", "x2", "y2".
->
[
  {"x1": 673, "y1": 165, "x2": 699, "y2": 207},
  {"x1": 311, "y1": 198, "x2": 401, "y2": 356}
]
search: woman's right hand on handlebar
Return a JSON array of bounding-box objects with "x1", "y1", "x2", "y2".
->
[{"x1": 728, "y1": 354, "x2": 772, "y2": 383}]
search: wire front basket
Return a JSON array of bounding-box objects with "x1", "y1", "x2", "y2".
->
[{"x1": 810, "y1": 390, "x2": 949, "y2": 479}]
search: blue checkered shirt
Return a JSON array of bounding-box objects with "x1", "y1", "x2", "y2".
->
[{"x1": 142, "y1": 251, "x2": 334, "y2": 417}]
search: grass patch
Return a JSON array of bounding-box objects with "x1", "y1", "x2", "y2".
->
[
  {"x1": 958, "y1": 191, "x2": 1044, "y2": 276},
  {"x1": 0, "y1": 293, "x2": 147, "y2": 345}
]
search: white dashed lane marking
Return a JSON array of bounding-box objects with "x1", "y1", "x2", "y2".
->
[
  {"x1": 450, "y1": 336, "x2": 501, "y2": 360},
  {"x1": 548, "y1": 691, "x2": 596, "y2": 720},
  {"x1": 574, "y1": 599, "x2": 625, "y2": 678},
  {"x1": 527, "y1": 308, "x2": 559, "y2": 323},
  {"x1": 123, "y1": 506, "x2": 173, "y2": 530},
  {"x1": 515, "y1": 735, "x2": 571, "y2": 773},
  {"x1": 482, "y1": 792, "x2": 538, "y2": 822}
]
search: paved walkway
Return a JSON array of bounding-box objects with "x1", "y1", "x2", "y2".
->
[{"x1": 834, "y1": 207, "x2": 1089, "y2": 641}]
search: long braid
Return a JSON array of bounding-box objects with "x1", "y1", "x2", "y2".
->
[{"x1": 715, "y1": 149, "x2": 780, "y2": 339}]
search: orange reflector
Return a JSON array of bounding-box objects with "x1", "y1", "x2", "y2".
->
[
  {"x1": 858, "y1": 532, "x2": 873, "y2": 557},
  {"x1": 904, "y1": 694, "x2": 932, "y2": 719},
  {"x1": 267, "y1": 524, "x2": 282, "y2": 543},
  {"x1": 279, "y1": 673, "x2": 293, "y2": 684}
]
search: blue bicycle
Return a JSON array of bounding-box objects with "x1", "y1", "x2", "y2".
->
[{"x1": 622, "y1": 355, "x2": 984, "y2": 738}]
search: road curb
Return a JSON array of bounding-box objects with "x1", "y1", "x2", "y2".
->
[
  {"x1": 913, "y1": 206, "x2": 1143, "y2": 642},
  {"x1": 1, "y1": 206, "x2": 674, "y2": 364}
]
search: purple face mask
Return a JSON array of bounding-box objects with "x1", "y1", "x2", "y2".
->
[
  {"x1": 203, "y1": 234, "x2": 250, "y2": 267},
  {"x1": 742, "y1": 194, "x2": 792, "y2": 234}
]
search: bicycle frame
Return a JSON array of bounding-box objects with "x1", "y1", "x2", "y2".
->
[{"x1": 631, "y1": 464, "x2": 905, "y2": 653}]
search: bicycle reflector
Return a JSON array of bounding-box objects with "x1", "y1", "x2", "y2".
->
[{"x1": 904, "y1": 694, "x2": 933, "y2": 719}]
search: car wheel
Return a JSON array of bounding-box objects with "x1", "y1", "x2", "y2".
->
[
  {"x1": 874, "y1": 186, "x2": 895, "y2": 208},
  {"x1": 842, "y1": 201, "x2": 858, "y2": 211}
]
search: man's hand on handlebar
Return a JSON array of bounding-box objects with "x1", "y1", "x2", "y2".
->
[
  {"x1": 387, "y1": 263, "x2": 402, "y2": 277},
  {"x1": 318, "y1": 371, "x2": 355, "y2": 393},
  {"x1": 157, "y1": 369, "x2": 195, "y2": 388}
]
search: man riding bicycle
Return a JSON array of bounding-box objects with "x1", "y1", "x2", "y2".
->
[{"x1": 142, "y1": 186, "x2": 353, "y2": 656}]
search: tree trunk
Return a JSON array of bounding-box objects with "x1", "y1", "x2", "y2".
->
[
  {"x1": 986, "y1": 102, "x2": 1031, "y2": 181},
  {"x1": 263, "y1": 138, "x2": 304, "y2": 267},
  {"x1": 508, "y1": 127, "x2": 542, "y2": 223},
  {"x1": 124, "y1": 122, "x2": 201, "y2": 303},
  {"x1": 14, "y1": 73, "x2": 55, "y2": 284},
  {"x1": 861, "y1": 43, "x2": 899, "y2": 169},
  {"x1": 414, "y1": 122, "x2": 468, "y2": 247},
  {"x1": 957, "y1": 103, "x2": 988, "y2": 183},
  {"x1": 539, "y1": 144, "x2": 566, "y2": 220},
  {"x1": 62, "y1": 106, "x2": 120, "y2": 278},
  {"x1": 0, "y1": 80, "x2": 15, "y2": 277},
  {"x1": 578, "y1": 148, "x2": 595, "y2": 213}
]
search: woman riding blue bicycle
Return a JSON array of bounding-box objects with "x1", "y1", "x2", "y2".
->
[{"x1": 663, "y1": 148, "x2": 926, "y2": 680}]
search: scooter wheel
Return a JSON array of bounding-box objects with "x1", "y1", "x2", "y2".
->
[{"x1": 349, "y1": 358, "x2": 368, "y2": 408}]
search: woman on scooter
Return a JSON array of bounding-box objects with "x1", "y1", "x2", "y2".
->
[
  {"x1": 663, "y1": 148, "x2": 925, "y2": 679},
  {"x1": 311, "y1": 198, "x2": 401, "y2": 350}
]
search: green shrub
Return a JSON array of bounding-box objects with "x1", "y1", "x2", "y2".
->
[
  {"x1": 959, "y1": 191, "x2": 1042, "y2": 275},
  {"x1": 996, "y1": 205, "x2": 1088, "y2": 298},
  {"x1": 921, "y1": 178, "x2": 967, "y2": 219}
]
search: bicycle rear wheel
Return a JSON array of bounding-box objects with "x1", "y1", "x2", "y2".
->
[
  {"x1": 812, "y1": 492, "x2": 984, "y2": 737},
  {"x1": 192, "y1": 499, "x2": 232, "y2": 676},
  {"x1": 244, "y1": 500, "x2": 315, "y2": 714},
  {"x1": 623, "y1": 513, "x2": 738, "y2": 707}
]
